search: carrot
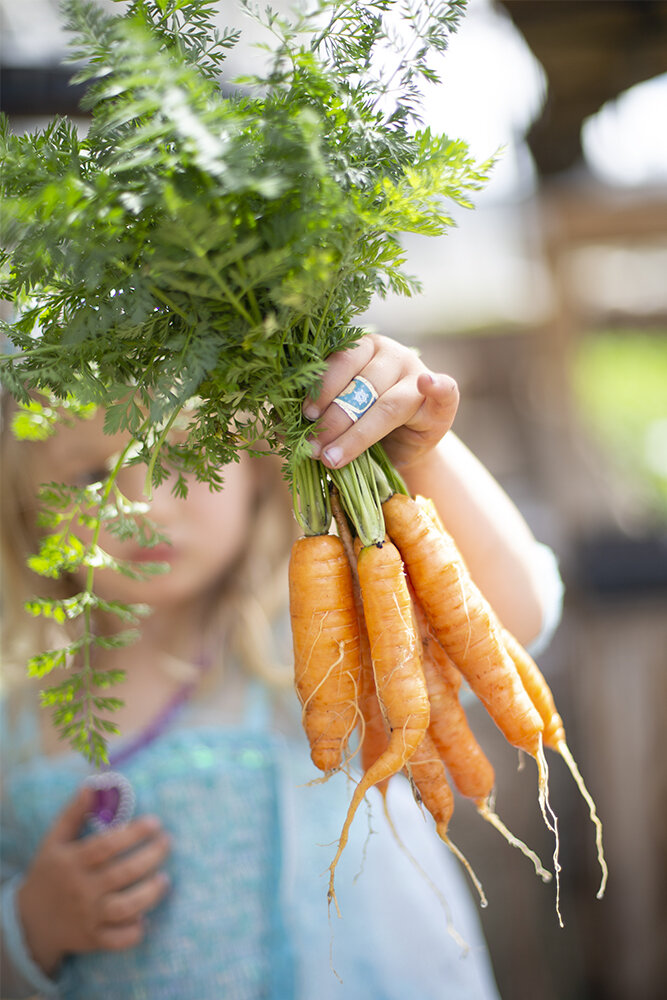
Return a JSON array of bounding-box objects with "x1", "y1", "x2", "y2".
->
[
  {"x1": 416, "y1": 599, "x2": 463, "y2": 693},
  {"x1": 421, "y1": 643, "x2": 495, "y2": 802},
  {"x1": 407, "y1": 729, "x2": 487, "y2": 907},
  {"x1": 411, "y1": 599, "x2": 551, "y2": 882},
  {"x1": 383, "y1": 492, "x2": 544, "y2": 755},
  {"x1": 503, "y1": 628, "x2": 608, "y2": 899},
  {"x1": 289, "y1": 533, "x2": 361, "y2": 774},
  {"x1": 327, "y1": 539, "x2": 430, "y2": 909},
  {"x1": 412, "y1": 594, "x2": 494, "y2": 800},
  {"x1": 328, "y1": 489, "x2": 391, "y2": 793},
  {"x1": 357, "y1": 616, "x2": 391, "y2": 791},
  {"x1": 384, "y1": 491, "x2": 565, "y2": 915}
]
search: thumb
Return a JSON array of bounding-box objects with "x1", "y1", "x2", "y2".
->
[
  {"x1": 46, "y1": 784, "x2": 95, "y2": 843},
  {"x1": 417, "y1": 371, "x2": 458, "y2": 417},
  {"x1": 404, "y1": 372, "x2": 459, "y2": 438}
]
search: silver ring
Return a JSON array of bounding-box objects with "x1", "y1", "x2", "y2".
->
[{"x1": 331, "y1": 375, "x2": 378, "y2": 423}]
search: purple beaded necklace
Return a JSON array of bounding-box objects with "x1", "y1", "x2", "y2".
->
[{"x1": 85, "y1": 651, "x2": 212, "y2": 831}]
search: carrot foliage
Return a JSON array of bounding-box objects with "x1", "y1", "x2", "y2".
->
[{"x1": 1, "y1": 0, "x2": 490, "y2": 760}]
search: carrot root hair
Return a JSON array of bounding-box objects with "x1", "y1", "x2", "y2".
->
[
  {"x1": 476, "y1": 796, "x2": 552, "y2": 883},
  {"x1": 557, "y1": 740, "x2": 608, "y2": 899},
  {"x1": 535, "y1": 736, "x2": 563, "y2": 927},
  {"x1": 441, "y1": 832, "x2": 488, "y2": 909},
  {"x1": 380, "y1": 795, "x2": 470, "y2": 954}
]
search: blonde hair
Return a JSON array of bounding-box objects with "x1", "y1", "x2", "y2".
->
[{"x1": 0, "y1": 393, "x2": 298, "y2": 694}]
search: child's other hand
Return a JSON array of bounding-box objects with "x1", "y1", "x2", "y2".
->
[
  {"x1": 17, "y1": 786, "x2": 171, "y2": 977},
  {"x1": 302, "y1": 333, "x2": 459, "y2": 473}
]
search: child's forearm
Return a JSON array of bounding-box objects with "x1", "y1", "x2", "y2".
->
[
  {"x1": 1, "y1": 877, "x2": 60, "y2": 998},
  {"x1": 400, "y1": 433, "x2": 556, "y2": 647}
]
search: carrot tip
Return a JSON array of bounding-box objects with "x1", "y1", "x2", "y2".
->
[
  {"x1": 535, "y1": 739, "x2": 564, "y2": 928},
  {"x1": 442, "y1": 832, "x2": 488, "y2": 909}
]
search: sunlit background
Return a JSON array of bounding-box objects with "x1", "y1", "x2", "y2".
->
[{"x1": 2, "y1": 2, "x2": 666, "y2": 998}]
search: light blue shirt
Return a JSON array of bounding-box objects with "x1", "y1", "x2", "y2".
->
[{"x1": 1, "y1": 686, "x2": 501, "y2": 1000}]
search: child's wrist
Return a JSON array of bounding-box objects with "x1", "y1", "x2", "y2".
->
[
  {"x1": 395, "y1": 440, "x2": 448, "y2": 495},
  {"x1": 17, "y1": 878, "x2": 64, "y2": 977}
]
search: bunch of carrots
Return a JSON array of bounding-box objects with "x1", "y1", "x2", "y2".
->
[{"x1": 288, "y1": 446, "x2": 607, "y2": 925}]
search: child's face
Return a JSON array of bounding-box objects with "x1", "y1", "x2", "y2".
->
[{"x1": 27, "y1": 409, "x2": 255, "y2": 609}]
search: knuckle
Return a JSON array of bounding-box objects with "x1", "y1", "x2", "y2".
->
[
  {"x1": 109, "y1": 854, "x2": 143, "y2": 890},
  {"x1": 80, "y1": 834, "x2": 112, "y2": 867},
  {"x1": 377, "y1": 394, "x2": 403, "y2": 423},
  {"x1": 100, "y1": 865, "x2": 126, "y2": 894}
]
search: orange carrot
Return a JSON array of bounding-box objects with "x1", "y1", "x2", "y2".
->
[
  {"x1": 411, "y1": 587, "x2": 495, "y2": 801},
  {"x1": 383, "y1": 492, "x2": 544, "y2": 756},
  {"x1": 421, "y1": 644, "x2": 495, "y2": 803},
  {"x1": 327, "y1": 539, "x2": 430, "y2": 909},
  {"x1": 417, "y1": 601, "x2": 463, "y2": 693},
  {"x1": 384, "y1": 492, "x2": 563, "y2": 910},
  {"x1": 503, "y1": 628, "x2": 607, "y2": 898},
  {"x1": 357, "y1": 612, "x2": 391, "y2": 790},
  {"x1": 407, "y1": 730, "x2": 487, "y2": 906},
  {"x1": 502, "y1": 629, "x2": 565, "y2": 748},
  {"x1": 328, "y1": 492, "x2": 391, "y2": 793},
  {"x1": 412, "y1": 598, "x2": 551, "y2": 882},
  {"x1": 289, "y1": 533, "x2": 361, "y2": 774}
]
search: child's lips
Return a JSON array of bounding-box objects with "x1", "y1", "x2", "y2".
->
[{"x1": 129, "y1": 543, "x2": 177, "y2": 563}]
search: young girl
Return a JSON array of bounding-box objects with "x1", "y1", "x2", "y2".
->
[{"x1": 0, "y1": 333, "x2": 562, "y2": 999}]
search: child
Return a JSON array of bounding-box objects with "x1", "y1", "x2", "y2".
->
[{"x1": 0, "y1": 333, "x2": 562, "y2": 999}]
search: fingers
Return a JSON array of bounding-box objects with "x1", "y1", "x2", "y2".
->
[
  {"x1": 412, "y1": 372, "x2": 461, "y2": 434},
  {"x1": 83, "y1": 816, "x2": 171, "y2": 952},
  {"x1": 303, "y1": 334, "x2": 458, "y2": 470},
  {"x1": 314, "y1": 375, "x2": 423, "y2": 468},
  {"x1": 78, "y1": 814, "x2": 164, "y2": 869},
  {"x1": 100, "y1": 870, "x2": 171, "y2": 926},
  {"x1": 381, "y1": 373, "x2": 459, "y2": 469},
  {"x1": 94, "y1": 920, "x2": 147, "y2": 953},
  {"x1": 46, "y1": 785, "x2": 95, "y2": 843},
  {"x1": 303, "y1": 336, "x2": 377, "y2": 418},
  {"x1": 99, "y1": 829, "x2": 171, "y2": 893}
]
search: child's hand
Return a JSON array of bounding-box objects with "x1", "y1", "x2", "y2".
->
[
  {"x1": 303, "y1": 333, "x2": 459, "y2": 473},
  {"x1": 17, "y1": 786, "x2": 171, "y2": 976}
]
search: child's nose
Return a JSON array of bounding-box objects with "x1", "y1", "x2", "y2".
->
[
  {"x1": 145, "y1": 472, "x2": 183, "y2": 524},
  {"x1": 118, "y1": 466, "x2": 180, "y2": 521}
]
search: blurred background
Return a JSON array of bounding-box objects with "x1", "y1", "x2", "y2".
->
[{"x1": 2, "y1": 1, "x2": 666, "y2": 997}]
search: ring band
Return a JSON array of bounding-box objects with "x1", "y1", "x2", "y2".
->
[{"x1": 332, "y1": 375, "x2": 378, "y2": 423}]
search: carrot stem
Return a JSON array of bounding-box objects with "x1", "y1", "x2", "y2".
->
[
  {"x1": 293, "y1": 458, "x2": 331, "y2": 535},
  {"x1": 369, "y1": 442, "x2": 409, "y2": 499},
  {"x1": 328, "y1": 452, "x2": 384, "y2": 547}
]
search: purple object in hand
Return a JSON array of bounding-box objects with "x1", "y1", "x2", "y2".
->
[
  {"x1": 84, "y1": 771, "x2": 135, "y2": 831},
  {"x1": 93, "y1": 784, "x2": 121, "y2": 824}
]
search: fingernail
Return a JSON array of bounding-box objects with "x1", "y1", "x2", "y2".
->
[
  {"x1": 323, "y1": 445, "x2": 343, "y2": 468},
  {"x1": 303, "y1": 404, "x2": 319, "y2": 421},
  {"x1": 306, "y1": 437, "x2": 321, "y2": 459}
]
